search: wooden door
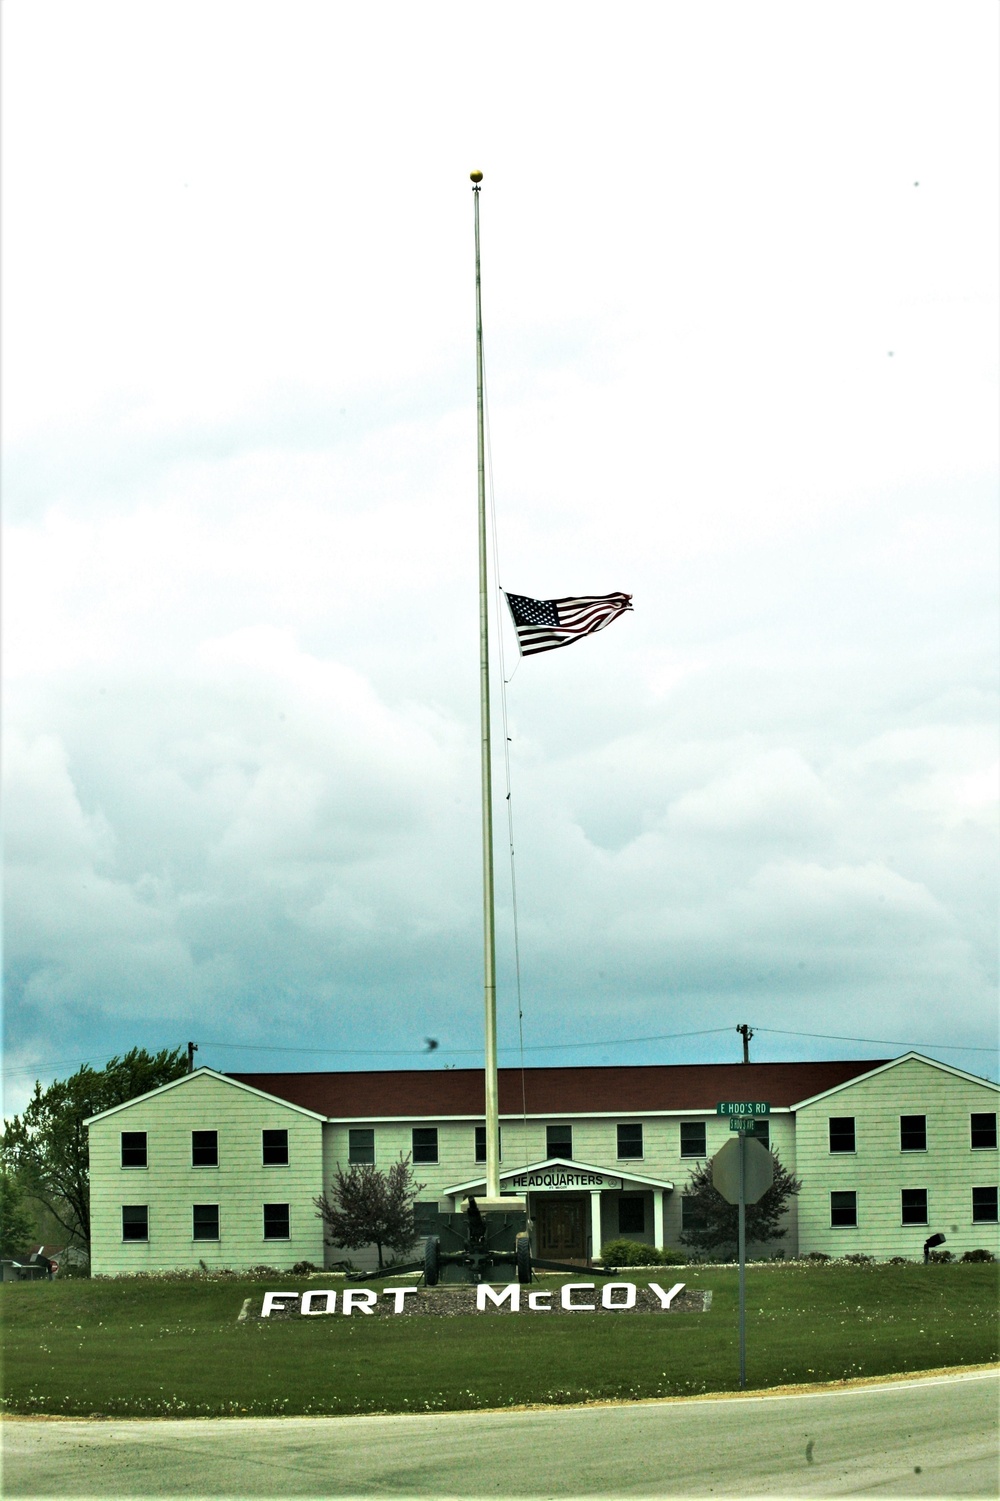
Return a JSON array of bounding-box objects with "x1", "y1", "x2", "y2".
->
[{"x1": 537, "y1": 1198, "x2": 586, "y2": 1260}]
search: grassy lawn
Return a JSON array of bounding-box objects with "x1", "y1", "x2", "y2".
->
[{"x1": 1, "y1": 1264, "x2": 996, "y2": 1418}]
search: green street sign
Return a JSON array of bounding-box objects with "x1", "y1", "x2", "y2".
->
[
  {"x1": 729, "y1": 1116, "x2": 762, "y2": 1131},
  {"x1": 716, "y1": 1101, "x2": 770, "y2": 1116}
]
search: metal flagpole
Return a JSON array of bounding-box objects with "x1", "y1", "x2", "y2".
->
[
  {"x1": 471, "y1": 170, "x2": 500, "y2": 1201},
  {"x1": 738, "y1": 1131, "x2": 747, "y2": 1388}
]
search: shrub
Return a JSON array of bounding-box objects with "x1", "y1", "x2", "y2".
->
[
  {"x1": 291, "y1": 1261, "x2": 319, "y2": 1275},
  {"x1": 887, "y1": 1256, "x2": 912, "y2": 1265},
  {"x1": 599, "y1": 1239, "x2": 688, "y2": 1267},
  {"x1": 804, "y1": 1251, "x2": 830, "y2": 1261},
  {"x1": 961, "y1": 1248, "x2": 996, "y2": 1263},
  {"x1": 928, "y1": 1250, "x2": 954, "y2": 1264},
  {"x1": 843, "y1": 1253, "x2": 874, "y2": 1264}
]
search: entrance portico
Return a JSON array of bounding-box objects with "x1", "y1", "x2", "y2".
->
[{"x1": 445, "y1": 1158, "x2": 675, "y2": 1264}]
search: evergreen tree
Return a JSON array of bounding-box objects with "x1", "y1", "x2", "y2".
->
[{"x1": 679, "y1": 1150, "x2": 802, "y2": 1258}]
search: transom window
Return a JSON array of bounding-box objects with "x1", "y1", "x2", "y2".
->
[
  {"x1": 829, "y1": 1117, "x2": 855, "y2": 1153},
  {"x1": 546, "y1": 1125, "x2": 572, "y2": 1159},
  {"x1": 263, "y1": 1203, "x2": 290, "y2": 1239},
  {"x1": 618, "y1": 1197, "x2": 645, "y2": 1234},
  {"x1": 972, "y1": 1187, "x2": 998, "y2": 1223},
  {"x1": 475, "y1": 1125, "x2": 502, "y2": 1163},
  {"x1": 680, "y1": 1122, "x2": 706, "y2": 1158},
  {"x1": 191, "y1": 1130, "x2": 218, "y2": 1167},
  {"x1": 617, "y1": 1123, "x2": 643, "y2": 1160},
  {"x1": 120, "y1": 1131, "x2": 147, "y2": 1168},
  {"x1": 193, "y1": 1204, "x2": 220, "y2": 1240},
  {"x1": 412, "y1": 1128, "x2": 438, "y2": 1164},
  {"x1": 830, "y1": 1191, "x2": 857, "y2": 1227},
  {"x1": 900, "y1": 1189, "x2": 928, "y2": 1225},
  {"x1": 349, "y1": 1128, "x2": 375, "y2": 1164},
  {"x1": 262, "y1": 1129, "x2": 288, "y2": 1166},
  {"x1": 971, "y1": 1114, "x2": 998, "y2": 1150},
  {"x1": 900, "y1": 1116, "x2": 926, "y2": 1152},
  {"x1": 121, "y1": 1205, "x2": 148, "y2": 1241}
]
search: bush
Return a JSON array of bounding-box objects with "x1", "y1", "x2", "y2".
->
[
  {"x1": 961, "y1": 1248, "x2": 996, "y2": 1264},
  {"x1": 804, "y1": 1251, "x2": 830, "y2": 1262},
  {"x1": 843, "y1": 1253, "x2": 874, "y2": 1264},
  {"x1": 291, "y1": 1261, "x2": 319, "y2": 1275},
  {"x1": 887, "y1": 1256, "x2": 912, "y2": 1265},
  {"x1": 599, "y1": 1239, "x2": 688, "y2": 1267},
  {"x1": 928, "y1": 1250, "x2": 954, "y2": 1264}
]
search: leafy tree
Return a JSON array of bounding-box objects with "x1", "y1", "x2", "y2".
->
[
  {"x1": 679, "y1": 1150, "x2": 802, "y2": 1258},
  {"x1": 0, "y1": 1170, "x2": 36, "y2": 1258},
  {"x1": 315, "y1": 1155, "x2": 426, "y2": 1270},
  {"x1": 0, "y1": 1047, "x2": 188, "y2": 1254}
]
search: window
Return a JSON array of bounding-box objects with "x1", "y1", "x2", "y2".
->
[
  {"x1": 412, "y1": 1128, "x2": 438, "y2": 1164},
  {"x1": 193, "y1": 1204, "x2": 220, "y2": 1240},
  {"x1": 751, "y1": 1119, "x2": 770, "y2": 1150},
  {"x1": 901, "y1": 1189, "x2": 928, "y2": 1225},
  {"x1": 680, "y1": 1122, "x2": 706, "y2": 1158},
  {"x1": 414, "y1": 1201, "x2": 440, "y2": 1235},
  {"x1": 120, "y1": 1131, "x2": 147, "y2": 1168},
  {"x1": 972, "y1": 1187, "x2": 998, "y2": 1223},
  {"x1": 191, "y1": 1130, "x2": 218, "y2": 1167},
  {"x1": 829, "y1": 1117, "x2": 856, "y2": 1153},
  {"x1": 617, "y1": 1124, "x2": 643, "y2": 1160},
  {"x1": 681, "y1": 1195, "x2": 707, "y2": 1232},
  {"x1": 262, "y1": 1129, "x2": 288, "y2": 1166},
  {"x1": 900, "y1": 1115, "x2": 926, "y2": 1152},
  {"x1": 830, "y1": 1191, "x2": 857, "y2": 1227},
  {"x1": 263, "y1": 1203, "x2": 290, "y2": 1239},
  {"x1": 348, "y1": 1128, "x2": 375, "y2": 1164},
  {"x1": 971, "y1": 1114, "x2": 998, "y2": 1150},
  {"x1": 475, "y1": 1126, "x2": 502, "y2": 1163},
  {"x1": 618, "y1": 1197, "x2": 645, "y2": 1234},
  {"x1": 121, "y1": 1205, "x2": 148, "y2": 1241},
  {"x1": 547, "y1": 1125, "x2": 572, "y2": 1159}
]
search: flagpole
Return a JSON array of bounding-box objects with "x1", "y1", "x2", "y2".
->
[{"x1": 471, "y1": 170, "x2": 500, "y2": 1202}]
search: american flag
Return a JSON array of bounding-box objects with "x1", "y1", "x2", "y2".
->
[{"x1": 504, "y1": 591, "x2": 633, "y2": 657}]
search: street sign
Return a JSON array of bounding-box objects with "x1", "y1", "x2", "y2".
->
[
  {"x1": 712, "y1": 1136, "x2": 774, "y2": 1205},
  {"x1": 716, "y1": 1101, "x2": 770, "y2": 1115},
  {"x1": 729, "y1": 1116, "x2": 763, "y2": 1132}
]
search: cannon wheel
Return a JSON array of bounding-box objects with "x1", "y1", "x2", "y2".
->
[
  {"x1": 515, "y1": 1232, "x2": 532, "y2": 1284},
  {"x1": 423, "y1": 1235, "x2": 440, "y2": 1287}
]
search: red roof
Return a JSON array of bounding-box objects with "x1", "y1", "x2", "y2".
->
[{"x1": 229, "y1": 1059, "x2": 888, "y2": 1118}]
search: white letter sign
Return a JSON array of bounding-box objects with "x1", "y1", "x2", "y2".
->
[
  {"x1": 648, "y1": 1282, "x2": 686, "y2": 1309},
  {"x1": 560, "y1": 1282, "x2": 596, "y2": 1311},
  {"x1": 300, "y1": 1290, "x2": 337, "y2": 1316},
  {"x1": 476, "y1": 1283, "x2": 520, "y2": 1311},
  {"x1": 341, "y1": 1289, "x2": 377, "y2": 1315}
]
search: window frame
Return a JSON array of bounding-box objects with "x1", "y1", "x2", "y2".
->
[
  {"x1": 616, "y1": 1123, "x2": 644, "y2": 1161},
  {"x1": 679, "y1": 1121, "x2": 707, "y2": 1159},
  {"x1": 348, "y1": 1127, "x2": 376, "y2": 1164},
  {"x1": 121, "y1": 1204, "x2": 149, "y2": 1242},
  {"x1": 474, "y1": 1125, "x2": 502, "y2": 1164},
  {"x1": 263, "y1": 1202, "x2": 291, "y2": 1240},
  {"x1": 262, "y1": 1129, "x2": 289, "y2": 1167},
  {"x1": 191, "y1": 1129, "x2": 219, "y2": 1168},
  {"x1": 546, "y1": 1124, "x2": 573, "y2": 1160},
  {"x1": 828, "y1": 1117, "x2": 856, "y2": 1154},
  {"x1": 900, "y1": 1188, "x2": 928, "y2": 1226},
  {"x1": 120, "y1": 1131, "x2": 148, "y2": 1169},
  {"x1": 192, "y1": 1203, "x2": 220, "y2": 1241},
  {"x1": 830, "y1": 1190, "x2": 857, "y2": 1228},
  {"x1": 411, "y1": 1127, "x2": 439, "y2": 1165},
  {"x1": 680, "y1": 1194, "x2": 708, "y2": 1233},
  {"x1": 617, "y1": 1196, "x2": 646, "y2": 1235},
  {"x1": 899, "y1": 1115, "x2": 927, "y2": 1153},
  {"x1": 971, "y1": 1113, "x2": 998, "y2": 1151},
  {"x1": 972, "y1": 1186, "x2": 998, "y2": 1224}
]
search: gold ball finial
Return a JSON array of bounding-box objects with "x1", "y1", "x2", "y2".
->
[{"x1": 470, "y1": 170, "x2": 483, "y2": 183}]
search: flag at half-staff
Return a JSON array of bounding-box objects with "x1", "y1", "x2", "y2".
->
[{"x1": 504, "y1": 591, "x2": 633, "y2": 657}]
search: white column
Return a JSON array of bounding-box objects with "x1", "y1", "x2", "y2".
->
[
  {"x1": 653, "y1": 1189, "x2": 665, "y2": 1251},
  {"x1": 590, "y1": 1192, "x2": 603, "y2": 1263}
]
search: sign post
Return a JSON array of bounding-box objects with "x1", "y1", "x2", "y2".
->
[{"x1": 714, "y1": 1104, "x2": 772, "y2": 1390}]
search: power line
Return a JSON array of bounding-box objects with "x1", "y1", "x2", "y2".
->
[{"x1": 753, "y1": 1026, "x2": 996, "y2": 1054}]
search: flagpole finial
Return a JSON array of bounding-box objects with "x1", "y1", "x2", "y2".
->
[{"x1": 470, "y1": 170, "x2": 483, "y2": 184}]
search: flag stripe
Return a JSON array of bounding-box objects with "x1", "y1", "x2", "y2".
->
[{"x1": 504, "y1": 591, "x2": 632, "y2": 656}]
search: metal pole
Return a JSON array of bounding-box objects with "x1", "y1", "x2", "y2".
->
[
  {"x1": 472, "y1": 171, "x2": 500, "y2": 1201},
  {"x1": 732, "y1": 1128, "x2": 738, "y2": 1386}
]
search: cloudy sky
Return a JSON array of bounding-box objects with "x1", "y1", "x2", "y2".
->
[{"x1": 3, "y1": 1, "x2": 998, "y2": 1114}]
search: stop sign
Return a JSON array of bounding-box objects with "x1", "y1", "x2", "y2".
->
[{"x1": 712, "y1": 1136, "x2": 773, "y2": 1204}]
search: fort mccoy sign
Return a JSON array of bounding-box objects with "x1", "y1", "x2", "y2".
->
[{"x1": 247, "y1": 1281, "x2": 710, "y2": 1319}]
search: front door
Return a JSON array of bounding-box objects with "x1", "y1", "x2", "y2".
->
[{"x1": 537, "y1": 1198, "x2": 586, "y2": 1261}]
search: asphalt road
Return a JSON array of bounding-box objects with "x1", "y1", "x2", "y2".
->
[{"x1": 2, "y1": 1369, "x2": 997, "y2": 1499}]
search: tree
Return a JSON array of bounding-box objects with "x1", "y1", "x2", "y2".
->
[
  {"x1": 0, "y1": 1047, "x2": 188, "y2": 1254},
  {"x1": 314, "y1": 1155, "x2": 426, "y2": 1270},
  {"x1": 679, "y1": 1149, "x2": 802, "y2": 1259},
  {"x1": 0, "y1": 1170, "x2": 36, "y2": 1259}
]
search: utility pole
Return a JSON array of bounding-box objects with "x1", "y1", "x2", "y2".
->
[
  {"x1": 187, "y1": 1041, "x2": 198, "y2": 1073},
  {"x1": 737, "y1": 1024, "x2": 753, "y2": 1064}
]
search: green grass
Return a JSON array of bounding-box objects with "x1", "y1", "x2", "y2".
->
[{"x1": 1, "y1": 1264, "x2": 996, "y2": 1418}]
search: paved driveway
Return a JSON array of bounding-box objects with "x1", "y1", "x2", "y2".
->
[{"x1": 3, "y1": 1368, "x2": 997, "y2": 1498}]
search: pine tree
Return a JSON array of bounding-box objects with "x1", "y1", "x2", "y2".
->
[{"x1": 679, "y1": 1150, "x2": 802, "y2": 1258}]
